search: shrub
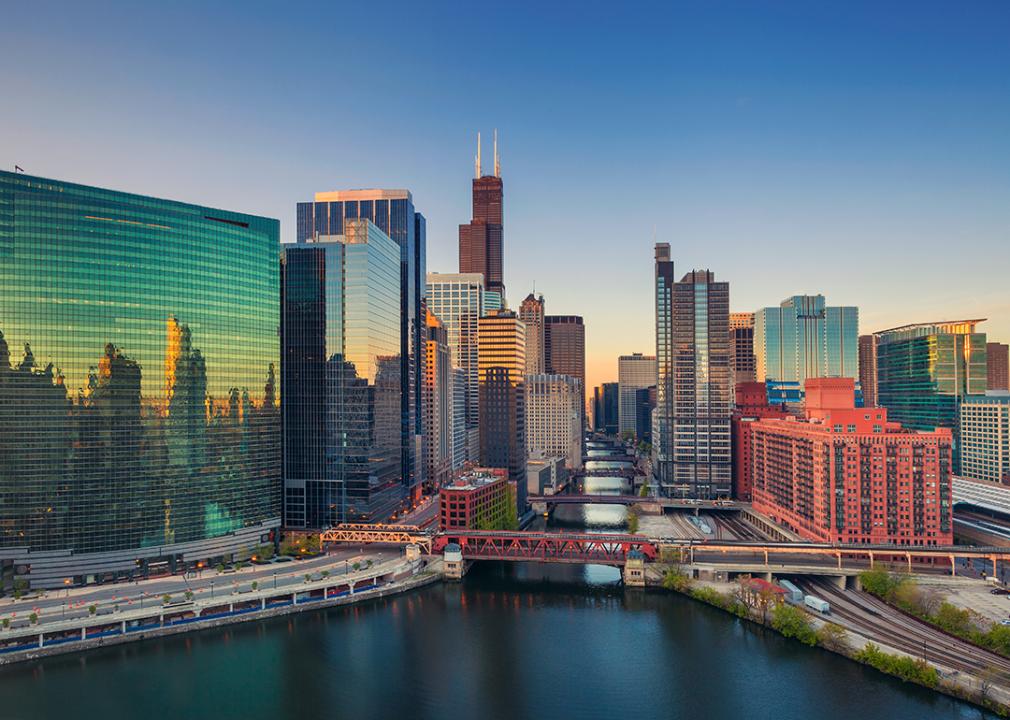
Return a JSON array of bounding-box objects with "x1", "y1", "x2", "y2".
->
[
  {"x1": 29, "y1": 612, "x2": 38, "y2": 625},
  {"x1": 661, "y1": 570, "x2": 692, "y2": 593},
  {"x1": 816, "y1": 622, "x2": 849, "y2": 651},
  {"x1": 770, "y1": 603, "x2": 817, "y2": 646},
  {"x1": 251, "y1": 581, "x2": 259, "y2": 591},
  {"x1": 353, "y1": 562, "x2": 361, "y2": 572},
  {"x1": 184, "y1": 590, "x2": 194, "y2": 601},
  {"x1": 1, "y1": 618, "x2": 9, "y2": 630},
  {"x1": 855, "y1": 642, "x2": 939, "y2": 688},
  {"x1": 88, "y1": 603, "x2": 97, "y2": 616},
  {"x1": 162, "y1": 594, "x2": 172, "y2": 604}
]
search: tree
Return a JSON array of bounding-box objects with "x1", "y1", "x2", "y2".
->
[
  {"x1": 28, "y1": 612, "x2": 38, "y2": 625},
  {"x1": 661, "y1": 569, "x2": 692, "y2": 592},
  {"x1": 626, "y1": 510, "x2": 640, "y2": 534},
  {"x1": 1, "y1": 618, "x2": 9, "y2": 630},
  {"x1": 251, "y1": 581, "x2": 259, "y2": 591},
  {"x1": 816, "y1": 622, "x2": 849, "y2": 651},
  {"x1": 184, "y1": 590, "x2": 194, "y2": 601},
  {"x1": 88, "y1": 603, "x2": 97, "y2": 616},
  {"x1": 638, "y1": 481, "x2": 649, "y2": 498},
  {"x1": 979, "y1": 666, "x2": 1000, "y2": 706},
  {"x1": 353, "y1": 562, "x2": 361, "y2": 572},
  {"x1": 771, "y1": 603, "x2": 817, "y2": 646},
  {"x1": 162, "y1": 594, "x2": 172, "y2": 604}
]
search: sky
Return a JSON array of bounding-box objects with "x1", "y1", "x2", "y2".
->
[{"x1": 2, "y1": 1, "x2": 1008, "y2": 394}]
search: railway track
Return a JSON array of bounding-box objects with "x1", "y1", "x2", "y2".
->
[
  {"x1": 796, "y1": 578, "x2": 1010, "y2": 679},
  {"x1": 717, "y1": 514, "x2": 769, "y2": 541}
]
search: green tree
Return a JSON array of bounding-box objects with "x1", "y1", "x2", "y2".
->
[
  {"x1": 816, "y1": 622, "x2": 849, "y2": 651},
  {"x1": 251, "y1": 581, "x2": 259, "y2": 591},
  {"x1": 28, "y1": 612, "x2": 38, "y2": 625},
  {"x1": 2, "y1": 618, "x2": 9, "y2": 630},
  {"x1": 626, "y1": 510, "x2": 640, "y2": 534},
  {"x1": 638, "y1": 481, "x2": 649, "y2": 497},
  {"x1": 162, "y1": 594, "x2": 172, "y2": 604},
  {"x1": 88, "y1": 603, "x2": 97, "y2": 616},
  {"x1": 770, "y1": 603, "x2": 817, "y2": 646},
  {"x1": 661, "y1": 569, "x2": 692, "y2": 592}
]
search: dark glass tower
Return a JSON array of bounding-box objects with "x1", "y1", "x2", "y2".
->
[
  {"x1": 0, "y1": 170, "x2": 281, "y2": 587},
  {"x1": 296, "y1": 190, "x2": 425, "y2": 502},
  {"x1": 459, "y1": 133, "x2": 505, "y2": 300},
  {"x1": 282, "y1": 220, "x2": 403, "y2": 525}
]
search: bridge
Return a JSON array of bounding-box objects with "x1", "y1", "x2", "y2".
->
[
  {"x1": 319, "y1": 523, "x2": 433, "y2": 553},
  {"x1": 432, "y1": 530, "x2": 656, "y2": 566},
  {"x1": 579, "y1": 466, "x2": 638, "y2": 478},
  {"x1": 527, "y1": 494, "x2": 743, "y2": 511}
]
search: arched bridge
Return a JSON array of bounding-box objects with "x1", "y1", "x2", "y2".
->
[{"x1": 433, "y1": 530, "x2": 657, "y2": 566}]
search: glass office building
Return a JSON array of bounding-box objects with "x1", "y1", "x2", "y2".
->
[
  {"x1": 876, "y1": 320, "x2": 987, "y2": 471},
  {"x1": 0, "y1": 171, "x2": 281, "y2": 587},
  {"x1": 297, "y1": 191, "x2": 424, "y2": 501},
  {"x1": 282, "y1": 220, "x2": 402, "y2": 526},
  {"x1": 754, "y1": 295, "x2": 860, "y2": 407}
]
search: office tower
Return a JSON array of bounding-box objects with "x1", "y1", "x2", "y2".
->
[
  {"x1": 296, "y1": 189, "x2": 425, "y2": 502},
  {"x1": 422, "y1": 305, "x2": 453, "y2": 488},
  {"x1": 0, "y1": 170, "x2": 280, "y2": 587},
  {"x1": 858, "y1": 334, "x2": 879, "y2": 407},
  {"x1": 989, "y1": 343, "x2": 1010, "y2": 391},
  {"x1": 427, "y1": 272, "x2": 484, "y2": 462},
  {"x1": 653, "y1": 243, "x2": 675, "y2": 487},
  {"x1": 729, "y1": 312, "x2": 757, "y2": 385},
  {"x1": 484, "y1": 290, "x2": 503, "y2": 313},
  {"x1": 477, "y1": 309, "x2": 527, "y2": 514},
  {"x1": 460, "y1": 132, "x2": 505, "y2": 299},
  {"x1": 731, "y1": 382, "x2": 789, "y2": 501},
  {"x1": 960, "y1": 394, "x2": 1010, "y2": 485},
  {"x1": 751, "y1": 378, "x2": 953, "y2": 545},
  {"x1": 284, "y1": 220, "x2": 402, "y2": 525},
  {"x1": 618, "y1": 354, "x2": 656, "y2": 435},
  {"x1": 635, "y1": 386, "x2": 656, "y2": 445},
  {"x1": 602, "y1": 382, "x2": 620, "y2": 435},
  {"x1": 519, "y1": 293, "x2": 546, "y2": 375},
  {"x1": 544, "y1": 314, "x2": 586, "y2": 430},
  {"x1": 754, "y1": 295, "x2": 859, "y2": 407},
  {"x1": 660, "y1": 269, "x2": 732, "y2": 499},
  {"x1": 875, "y1": 319, "x2": 987, "y2": 471},
  {"x1": 451, "y1": 368, "x2": 468, "y2": 470},
  {"x1": 526, "y1": 374, "x2": 583, "y2": 469}
]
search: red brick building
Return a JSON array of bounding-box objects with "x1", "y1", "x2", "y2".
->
[
  {"x1": 439, "y1": 468, "x2": 510, "y2": 530},
  {"x1": 750, "y1": 378, "x2": 953, "y2": 546},
  {"x1": 731, "y1": 382, "x2": 789, "y2": 500}
]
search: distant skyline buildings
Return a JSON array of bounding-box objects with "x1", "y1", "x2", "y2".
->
[
  {"x1": 729, "y1": 312, "x2": 757, "y2": 385},
  {"x1": 859, "y1": 334, "x2": 879, "y2": 408},
  {"x1": 519, "y1": 293, "x2": 546, "y2": 375},
  {"x1": 754, "y1": 295, "x2": 859, "y2": 408},
  {"x1": 618, "y1": 353, "x2": 656, "y2": 436},
  {"x1": 544, "y1": 315, "x2": 586, "y2": 424},
  {"x1": 989, "y1": 342, "x2": 1009, "y2": 391}
]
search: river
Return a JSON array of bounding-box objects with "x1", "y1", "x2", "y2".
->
[{"x1": 0, "y1": 463, "x2": 996, "y2": 719}]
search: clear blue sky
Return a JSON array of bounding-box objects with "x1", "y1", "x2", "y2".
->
[{"x1": 2, "y1": 1, "x2": 1008, "y2": 392}]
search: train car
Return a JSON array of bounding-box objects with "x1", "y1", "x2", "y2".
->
[
  {"x1": 778, "y1": 579, "x2": 803, "y2": 603},
  {"x1": 804, "y1": 595, "x2": 830, "y2": 614}
]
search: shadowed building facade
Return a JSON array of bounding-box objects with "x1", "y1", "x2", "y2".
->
[{"x1": 0, "y1": 170, "x2": 280, "y2": 587}]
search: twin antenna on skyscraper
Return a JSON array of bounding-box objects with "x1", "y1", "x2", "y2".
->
[{"x1": 475, "y1": 130, "x2": 500, "y2": 178}]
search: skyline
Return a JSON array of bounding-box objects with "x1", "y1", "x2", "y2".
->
[{"x1": 3, "y1": 1, "x2": 1008, "y2": 396}]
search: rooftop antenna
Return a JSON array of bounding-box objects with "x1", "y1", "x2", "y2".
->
[
  {"x1": 494, "y1": 129, "x2": 500, "y2": 177},
  {"x1": 475, "y1": 132, "x2": 482, "y2": 178}
]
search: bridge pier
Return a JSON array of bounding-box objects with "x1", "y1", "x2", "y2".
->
[
  {"x1": 624, "y1": 555, "x2": 646, "y2": 588},
  {"x1": 443, "y1": 544, "x2": 468, "y2": 581}
]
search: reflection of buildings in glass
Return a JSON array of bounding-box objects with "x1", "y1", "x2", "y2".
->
[
  {"x1": 0, "y1": 170, "x2": 281, "y2": 587},
  {"x1": 283, "y1": 219, "x2": 403, "y2": 526}
]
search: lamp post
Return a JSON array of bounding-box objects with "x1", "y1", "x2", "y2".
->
[
  {"x1": 273, "y1": 572, "x2": 277, "y2": 590},
  {"x1": 210, "y1": 581, "x2": 215, "y2": 600}
]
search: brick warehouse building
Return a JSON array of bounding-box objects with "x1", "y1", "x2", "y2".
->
[
  {"x1": 750, "y1": 378, "x2": 953, "y2": 546},
  {"x1": 439, "y1": 468, "x2": 510, "y2": 530},
  {"x1": 731, "y1": 382, "x2": 789, "y2": 501}
]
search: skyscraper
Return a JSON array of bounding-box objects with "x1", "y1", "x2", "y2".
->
[
  {"x1": 754, "y1": 295, "x2": 859, "y2": 407},
  {"x1": 729, "y1": 312, "x2": 757, "y2": 385},
  {"x1": 296, "y1": 189, "x2": 426, "y2": 502},
  {"x1": 427, "y1": 272, "x2": 484, "y2": 462},
  {"x1": 661, "y1": 268, "x2": 732, "y2": 499},
  {"x1": 422, "y1": 305, "x2": 453, "y2": 489},
  {"x1": 526, "y1": 374, "x2": 583, "y2": 470},
  {"x1": 0, "y1": 170, "x2": 280, "y2": 587},
  {"x1": 988, "y1": 342, "x2": 1010, "y2": 391},
  {"x1": 653, "y1": 243, "x2": 674, "y2": 484},
  {"x1": 283, "y1": 220, "x2": 402, "y2": 525},
  {"x1": 618, "y1": 354, "x2": 656, "y2": 436},
  {"x1": 478, "y1": 309, "x2": 527, "y2": 514},
  {"x1": 451, "y1": 367, "x2": 468, "y2": 470},
  {"x1": 859, "y1": 334, "x2": 879, "y2": 407},
  {"x1": 519, "y1": 293, "x2": 546, "y2": 375},
  {"x1": 960, "y1": 394, "x2": 1010, "y2": 485},
  {"x1": 875, "y1": 319, "x2": 987, "y2": 471},
  {"x1": 544, "y1": 316, "x2": 586, "y2": 392},
  {"x1": 460, "y1": 132, "x2": 505, "y2": 299}
]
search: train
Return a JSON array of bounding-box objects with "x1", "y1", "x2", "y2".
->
[
  {"x1": 804, "y1": 595, "x2": 831, "y2": 614},
  {"x1": 778, "y1": 579, "x2": 803, "y2": 603}
]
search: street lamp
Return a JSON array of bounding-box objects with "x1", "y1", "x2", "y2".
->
[
  {"x1": 210, "y1": 581, "x2": 215, "y2": 600},
  {"x1": 273, "y1": 572, "x2": 277, "y2": 590}
]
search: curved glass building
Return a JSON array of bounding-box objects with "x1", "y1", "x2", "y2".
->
[{"x1": 0, "y1": 170, "x2": 280, "y2": 587}]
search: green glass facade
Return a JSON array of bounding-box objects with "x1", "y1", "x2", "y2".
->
[
  {"x1": 0, "y1": 171, "x2": 280, "y2": 585},
  {"x1": 875, "y1": 320, "x2": 987, "y2": 471}
]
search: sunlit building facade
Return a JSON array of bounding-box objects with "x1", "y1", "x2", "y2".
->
[
  {"x1": 282, "y1": 220, "x2": 402, "y2": 526},
  {"x1": 422, "y1": 306, "x2": 454, "y2": 488},
  {"x1": 960, "y1": 394, "x2": 1010, "y2": 485},
  {"x1": 526, "y1": 374, "x2": 583, "y2": 470},
  {"x1": 0, "y1": 170, "x2": 281, "y2": 587},
  {"x1": 618, "y1": 354, "x2": 656, "y2": 436}
]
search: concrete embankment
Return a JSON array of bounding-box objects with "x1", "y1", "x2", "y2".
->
[{"x1": 0, "y1": 561, "x2": 443, "y2": 666}]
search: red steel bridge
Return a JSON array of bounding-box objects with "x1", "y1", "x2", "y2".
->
[
  {"x1": 528, "y1": 494, "x2": 743, "y2": 511},
  {"x1": 432, "y1": 530, "x2": 657, "y2": 566}
]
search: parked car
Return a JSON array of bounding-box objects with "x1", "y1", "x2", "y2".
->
[{"x1": 990, "y1": 588, "x2": 1009, "y2": 596}]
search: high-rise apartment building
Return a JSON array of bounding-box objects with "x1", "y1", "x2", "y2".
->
[
  {"x1": 460, "y1": 133, "x2": 505, "y2": 299},
  {"x1": 618, "y1": 354, "x2": 656, "y2": 436},
  {"x1": 858, "y1": 334, "x2": 878, "y2": 407},
  {"x1": 427, "y1": 272, "x2": 484, "y2": 463},
  {"x1": 731, "y1": 382, "x2": 789, "y2": 501},
  {"x1": 526, "y1": 374, "x2": 583, "y2": 469},
  {"x1": 519, "y1": 293, "x2": 546, "y2": 375},
  {"x1": 875, "y1": 319, "x2": 987, "y2": 471},
  {"x1": 477, "y1": 310, "x2": 527, "y2": 514},
  {"x1": 754, "y1": 295, "x2": 859, "y2": 407},
  {"x1": 422, "y1": 306, "x2": 453, "y2": 488},
  {"x1": 283, "y1": 220, "x2": 402, "y2": 526},
  {"x1": 988, "y1": 342, "x2": 1010, "y2": 391},
  {"x1": 959, "y1": 394, "x2": 1010, "y2": 485},
  {"x1": 659, "y1": 268, "x2": 732, "y2": 499},
  {"x1": 297, "y1": 189, "x2": 425, "y2": 500},
  {"x1": 0, "y1": 170, "x2": 281, "y2": 587},
  {"x1": 751, "y1": 378, "x2": 953, "y2": 545},
  {"x1": 544, "y1": 314, "x2": 586, "y2": 430},
  {"x1": 654, "y1": 243, "x2": 675, "y2": 486},
  {"x1": 730, "y1": 312, "x2": 757, "y2": 385}
]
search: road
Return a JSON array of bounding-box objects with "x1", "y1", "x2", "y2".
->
[{"x1": 4, "y1": 546, "x2": 399, "y2": 623}]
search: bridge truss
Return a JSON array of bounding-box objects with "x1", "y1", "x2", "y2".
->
[
  {"x1": 320, "y1": 524, "x2": 432, "y2": 553},
  {"x1": 434, "y1": 531, "x2": 657, "y2": 566}
]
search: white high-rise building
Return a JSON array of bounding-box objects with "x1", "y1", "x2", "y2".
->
[
  {"x1": 427, "y1": 272, "x2": 484, "y2": 462},
  {"x1": 960, "y1": 393, "x2": 1010, "y2": 485},
  {"x1": 526, "y1": 374, "x2": 583, "y2": 470},
  {"x1": 451, "y1": 367, "x2": 467, "y2": 469},
  {"x1": 618, "y1": 354, "x2": 656, "y2": 435}
]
